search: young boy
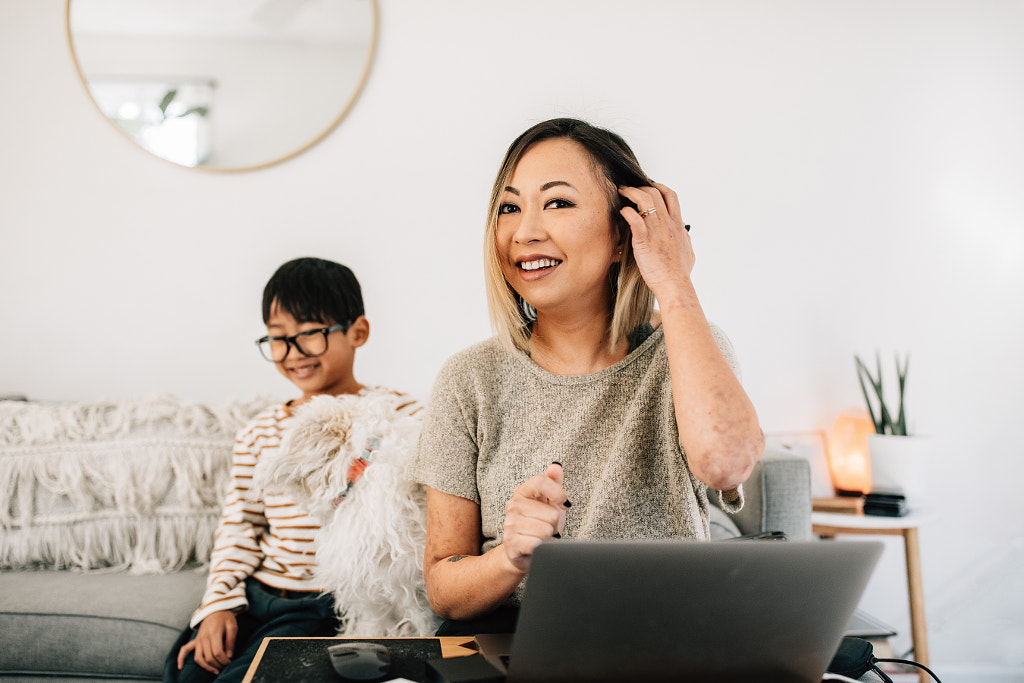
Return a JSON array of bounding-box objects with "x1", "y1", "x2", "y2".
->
[{"x1": 166, "y1": 257, "x2": 413, "y2": 683}]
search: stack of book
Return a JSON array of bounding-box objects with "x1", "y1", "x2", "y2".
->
[
  {"x1": 813, "y1": 493, "x2": 908, "y2": 516},
  {"x1": 863, "y1": 493, "x2": 908, "y2": 516},
  {"x1": 812, "y1": 496, "x2": 864, "y2": 514}
]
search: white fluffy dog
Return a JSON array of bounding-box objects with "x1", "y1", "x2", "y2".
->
[{"x1": 253, "y1": 389, "x2": 440, "y2": 637}]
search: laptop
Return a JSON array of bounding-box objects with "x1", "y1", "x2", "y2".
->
[{"x1": 476, "y1": 539, "x2": 883, "y2": 683}]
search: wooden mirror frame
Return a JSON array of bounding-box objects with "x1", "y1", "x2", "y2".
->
[{"x1": 66, "y1": 0, "x2": 378, "y2": 172}]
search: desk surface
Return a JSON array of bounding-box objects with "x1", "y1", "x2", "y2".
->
[
  {"x1": 244, "y1": 635, "x2": 900, "y2": 682},
  {"x1": 243, "y1": 636, "x2": 477, "y2": 683}
]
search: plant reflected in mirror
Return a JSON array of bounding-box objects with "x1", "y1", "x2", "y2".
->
[{"x1": 89, "y1": 79, "x2": 213, "y2": 166}]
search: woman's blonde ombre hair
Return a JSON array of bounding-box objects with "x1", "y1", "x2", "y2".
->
[{"x1": 484, "y1": 118, "x2": 656, "y2": 353}]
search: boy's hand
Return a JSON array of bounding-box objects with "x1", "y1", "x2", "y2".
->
[{"x1": 177, "y1": 610, "x2": 238, "y2": 674}]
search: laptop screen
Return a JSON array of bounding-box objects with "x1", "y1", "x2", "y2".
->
[{"x1": 502, "y1": 539, "x2": 882, "y2": 683}]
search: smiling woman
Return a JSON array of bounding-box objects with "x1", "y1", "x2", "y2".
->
[
  {"x1": 66, "y1": 0, "x2": 377, "y2": 171},
  {"x1": 406, "y1": 118, "x2": 765, "y2": 635},
  {"x1": 494, "y1": 138, "x2": 626, "y2": 358}
]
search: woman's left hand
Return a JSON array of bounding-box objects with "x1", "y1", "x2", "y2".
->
[
  {"x1": 618, "y1": 183, "x2": 692, "y2": 297},
  {"x1": 621, "y1": 183, "x2": 763, "y2": 492}
]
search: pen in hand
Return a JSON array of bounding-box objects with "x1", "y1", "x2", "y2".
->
[{"x1": 547, "y1": 462, "x2": 570, "y2": 539}]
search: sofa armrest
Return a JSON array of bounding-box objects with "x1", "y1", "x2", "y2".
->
[{"x1": 713, "y1": 449, "x2": 813, "y2": 540}]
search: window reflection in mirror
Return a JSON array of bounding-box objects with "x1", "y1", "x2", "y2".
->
[
  {"x1": 89, "y1": 79, "x2": 213, "y2": 166},
  {"x1": 67, "y1": 0, "x2": 377, "y2": 172}
]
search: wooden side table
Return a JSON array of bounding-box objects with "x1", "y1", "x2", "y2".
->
[{"x1": 813, "y1": 510, "x2": 933, "y2": 668}]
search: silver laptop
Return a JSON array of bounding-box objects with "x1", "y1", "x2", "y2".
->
[{"x1": 476, "y1": 539, "x2": 883, "y2": 683}]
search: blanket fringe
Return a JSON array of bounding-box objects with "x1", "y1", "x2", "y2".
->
[
  {"x1": 0, "y1": 513, "x2": 220, "y2": 573},
  {"x1": 1, "y1": 440, "x2": 232, "y2": 527}
]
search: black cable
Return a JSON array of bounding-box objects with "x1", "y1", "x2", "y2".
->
[
  {"x1": 875, "y1": 657, "x2": 943, "y2": 683},
  {"x1": 869, "y1": 664, "x2": 894, "y2": 683}
]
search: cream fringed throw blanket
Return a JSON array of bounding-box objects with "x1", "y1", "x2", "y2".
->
[
  {"x1": 0, "y1": 395, "x2": 270, "y2": 573},
  {"x1": 254, "y1": 390, "x2": 441, "y2": 637}
]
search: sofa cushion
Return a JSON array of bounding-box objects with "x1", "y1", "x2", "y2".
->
[
  {"x1": 0, "y1": 396, "x2": 269, "y2": 572},
  {"x1": 0, "y1": 569, "x2": 207, "y2": 680},
  {"x1": 732, "y1": 453, "x2": 813, "y2": 540},
  {"x1": 708, "y1": 504, "x2": 742, "y2": 539}
]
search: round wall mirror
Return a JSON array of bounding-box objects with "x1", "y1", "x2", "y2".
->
[{"x1": 67, "y1": 0, "x2": 377, "y2": 172}]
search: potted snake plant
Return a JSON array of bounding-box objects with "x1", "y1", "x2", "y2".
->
[{"x1": 855, "y1": 352, "x2": 930, "y2": 507}]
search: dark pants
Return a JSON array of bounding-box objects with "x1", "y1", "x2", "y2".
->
[
  {"x1": 435, "y1": 605, "x2": 520, "y2": 637},
  {"x1": 164, "y1": 581, "x2": 338, "y2": 683}
]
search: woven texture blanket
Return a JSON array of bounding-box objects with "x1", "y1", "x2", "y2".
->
[{"x1": 0, "y1": 395, "x2": 270, "y2": 573}]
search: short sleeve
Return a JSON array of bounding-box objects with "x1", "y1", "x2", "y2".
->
[
  {"x1": 717, "y1": 485, "x2": 744, "y2": 514},
  {"x1": 406, "y1": 353, "x2": 483, "y2": 503}
]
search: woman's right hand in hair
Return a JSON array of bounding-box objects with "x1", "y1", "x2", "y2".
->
[
  {"x1": 177, "y1": 610, "x2": 237, "y2": 674},
  {"x1": 501, "y1": 463, "x2": 570, "y2": 572}
]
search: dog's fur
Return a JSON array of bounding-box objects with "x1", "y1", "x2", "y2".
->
[{"x1": 253, "y1": 388, "x2": 440, "y2": 636}]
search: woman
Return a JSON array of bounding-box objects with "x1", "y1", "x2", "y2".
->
[{"x1": 407, "y1": 118, "x2": 764, "y2": 635}]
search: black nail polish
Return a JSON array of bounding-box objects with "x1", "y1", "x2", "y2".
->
[
  {"x1": 553, "y1": 533, "x2": 561, "y2": 539},
  {"x1": 551, "y1": 461, "x2": 562, "y2": 467},
  {"x1": 563, "y1": 500, "x2": 572, "y2": 509},
  {"x1": 684, "y1": 224, "x2": 691, "y2": 232}
]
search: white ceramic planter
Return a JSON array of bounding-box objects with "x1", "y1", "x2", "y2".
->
[{"x1": 867, "y1": 434, "x2": 930, "y2": 507}]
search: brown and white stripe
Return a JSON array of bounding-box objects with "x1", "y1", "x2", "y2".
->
[{"x1": 190, "y1": 403, "x2": 321, "y2": 627}]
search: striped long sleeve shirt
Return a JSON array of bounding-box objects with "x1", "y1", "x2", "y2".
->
[{"x1": 190, "y1": 402, "x2": 319, "y2": 627}]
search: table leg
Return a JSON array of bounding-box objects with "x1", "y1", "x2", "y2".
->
[{"x1": 903, "y1": 527, "x2": 929, "y2": 667}]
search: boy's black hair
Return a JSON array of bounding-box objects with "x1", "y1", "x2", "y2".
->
[{"x1": 261, "y1": 257, "x2": 364, "y2": 326}]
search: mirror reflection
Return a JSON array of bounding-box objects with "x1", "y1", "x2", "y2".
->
[{"x1": 67, "y1": 0, "x2": 377, "y2": 171}]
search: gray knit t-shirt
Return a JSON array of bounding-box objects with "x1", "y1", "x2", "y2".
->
[{"x1": 408, "y1": 324, "x2": 743, "y2": 604}]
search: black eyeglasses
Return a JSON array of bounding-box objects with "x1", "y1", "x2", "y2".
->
[{"x1": 255, "y1": 322, "x2": 350, "y2": 362}]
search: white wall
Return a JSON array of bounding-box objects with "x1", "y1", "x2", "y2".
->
[{"x1": 2, "y1": 1, "x2": 1022, "y2": 675}]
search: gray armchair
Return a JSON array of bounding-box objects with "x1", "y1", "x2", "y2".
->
[{"x1": 708, "y1": 449, "x2": 813, "y2": 541}]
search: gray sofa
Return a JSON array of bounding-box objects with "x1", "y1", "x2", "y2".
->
[
  {"x1": 0, "y1": 396, "x2": 811, "y2": 682},
  {"x1": 709, "y1": 450, "x2": 813, "y2": 542}
]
